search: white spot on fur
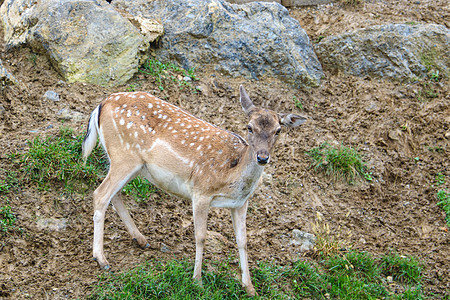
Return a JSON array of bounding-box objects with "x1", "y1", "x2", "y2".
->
[
  {"x1": 127, "y1": 110, "x2": 132, "y2": 117},
  {"x1": 120, "y1": 118, "x2": 125, "y2": 125},
  {"x1": 134, "y1": 131, "x2": 138, "y2": 138},
  {"x1": 127, "y1": 121, "x2": 133, "y2": 129},
  {"x1": 115, "y1": 96, "x2": 120, "y2": 101},
  {"x1": 148, "y1": 103, "x2": 153, "y2": 109},
  {"x1": 140, "y1": 125, "x2": 146, "y2": 133}
]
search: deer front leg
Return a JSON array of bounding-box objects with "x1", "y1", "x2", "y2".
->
[
  {"x1": 231, "y1": 200, "x2": 256, "y2": 296},
  {"x1": 192, "y1": 196, "x2": 211, "y2": 285}
]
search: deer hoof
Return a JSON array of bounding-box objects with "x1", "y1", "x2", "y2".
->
[
  {"x1": 245, "y1": 285, "x2": 256, "y2": 297},
  {"x1": 93, "y1": 257, "x2": 110, "y2": 270},
  {"x1": 133, "y1": 238, "x2": 150, "y2": 249}
]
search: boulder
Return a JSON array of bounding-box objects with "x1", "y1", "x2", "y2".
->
[
  {"x1": 114, "y1": 0, "x2": 323, "y2": 87},
  {"x1": 0, "y1": 0, "x2": 162, "y2": 87},
  {"x1": 316, "y1": 23, "x2": 449, "y2": 81}
]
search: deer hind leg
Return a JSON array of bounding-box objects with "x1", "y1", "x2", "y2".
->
[
  {"x1": 111, "y1": 195, "x2": 149, "y2": 249},
  {"x1": 92, "y1": 163, "x2": 142, "y2": 270},
  {"x1": 231, "y1": 200, "x2": 256, "y2": 296},
  {"x1": 192, "y1": 195, "x2": 211, "y2": 285}
]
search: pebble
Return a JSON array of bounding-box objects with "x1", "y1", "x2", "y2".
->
[{"x1": 43, "y1": 90, "x2": 60, "y2": 101}]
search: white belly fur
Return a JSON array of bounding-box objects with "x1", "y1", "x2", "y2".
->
[{"x1": 140, "y1": 163, "x2": 192, "y2": 200}]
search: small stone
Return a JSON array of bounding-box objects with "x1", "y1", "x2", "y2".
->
[
  {"x1": 43, "y1": 90, "x2": 60, "y2": 101},
  {"x1": 36, "y1": 218, "x2": 68, "y2": 231},
  {"x1": 160, "y1": 243, "x2": 171, "y2": 253},
  {"x1": 387, "y1": 276, "x2": 393, "y2": 283},
  {"x1": 290, "y1": 229, "x2": 316, "y2": 251},
  {"x1": 57, "y1": 108, "x2": 85, "y2": 122}
]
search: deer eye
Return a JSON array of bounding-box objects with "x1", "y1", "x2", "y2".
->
[
  {"x1": 275, "y1": 128, "x2": 281, "y2": 135},
  {"x1": 247, "y1": 125, "x2": 253, "y2": 133}
]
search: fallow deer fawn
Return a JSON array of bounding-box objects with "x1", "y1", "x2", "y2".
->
[{"x1": 82, "y1": 85, "x2": 306, "y2": 296}]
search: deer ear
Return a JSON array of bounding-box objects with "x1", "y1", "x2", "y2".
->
[
  {"x1": 279, "y1": 113, "x2": 307, "y2": 128},
  {"x1": 240, "y1": 85, "x2": 255, "y2": 115}
]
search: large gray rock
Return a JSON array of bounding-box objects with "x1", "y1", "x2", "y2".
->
[
  {"x1": 114, "y1": 0, "x2": 323, "y2": 87},
  {"x1": 316, "y1": 23, "x2": 449, "y2": 81},
  {"x1": 0, "y1": 0, "x2": 160, "y2": 87}
]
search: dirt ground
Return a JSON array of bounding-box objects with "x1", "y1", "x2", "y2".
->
[{"x1": 0, "y1": 0, "x2": 449, "y2": 298}]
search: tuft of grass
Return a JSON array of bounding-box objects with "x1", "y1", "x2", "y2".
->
[
  {"x1": 306, "y1": 142, "x2": 371, "y2": 184},
  {"x1": 437, "y1": 189, "x2": 450, "y2": 227},
  {"x1": 380, "y1": 250, "x2": 423, "y2": 285},
  {"x1": 293, "y1": 96, "x2": 303, "y2": 110},
  {"x1": 6, "y1": 127, "x2": 107, "y2": 193},
  {"x1": 90, "y1": 250, "x2": 424, "y2": 299},
  {"x1": 311, "y1": 212, "x2": 351, "y2": 257},
  {"x1": 435, "y1": 172, "x2": 446, "y2": 186},
  {"x1": 139, "y1": 58, "x2": 197, "y2": 92},
  {"x1": 0, "y1": 202, "x2": 17, "y2": 234},
  {"x1": 122, "y1": 176, "x2": 158, "y2": 203},
  {"x1": 4, "y1": 127, "x2": 157, "y2": 200}
]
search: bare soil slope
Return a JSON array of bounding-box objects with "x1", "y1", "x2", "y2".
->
[{"x1": 0, "y1": 1, "x2": 449, "y2": 298}]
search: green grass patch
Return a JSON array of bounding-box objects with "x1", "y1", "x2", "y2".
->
[
  {"x1": 2, "y1": 127, "x2": 156, "y2": 201},
  {"x1": 139, "y1": 58, "x2": 198, "y2": 92},
  {"x1": 306, "y1": 142, "x2": 371, "y2": 184},
  {"x1": 380, "y1": 250, "x2": 423, "y2": 286},
  {"x1": 437, "y1": 189, "x2": 450, "y2": 227},
  {"x1": 0, "y1": 201, "x2": 17, "y2": 234},
  {"x1": 5, "y1": 127, "x2": 107, "y2": 193},
  {"x1": 122, "y1": 176, "x2": 158, "y2": 203},
  {"x1": 293, "y1": 96, "x2": 303, "y2": 110},
  {"x1": 89, "y1": 250, "x2": 424, "y2": 299}
]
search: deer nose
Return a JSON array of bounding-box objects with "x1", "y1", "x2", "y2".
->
[{"x1": 256, "y1": 151, "x2": 270, "y2": 165}]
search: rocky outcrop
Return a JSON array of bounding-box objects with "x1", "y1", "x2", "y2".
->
[
  {"x1": 114, "y1": 0, "x2": 323, "y2": 87},
  {"x1": 316, "y1": 23, "x2": 449, "y2": 81},
  {"x1": 0, "y1": 0, "x2": 162, "y2": 87}
]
